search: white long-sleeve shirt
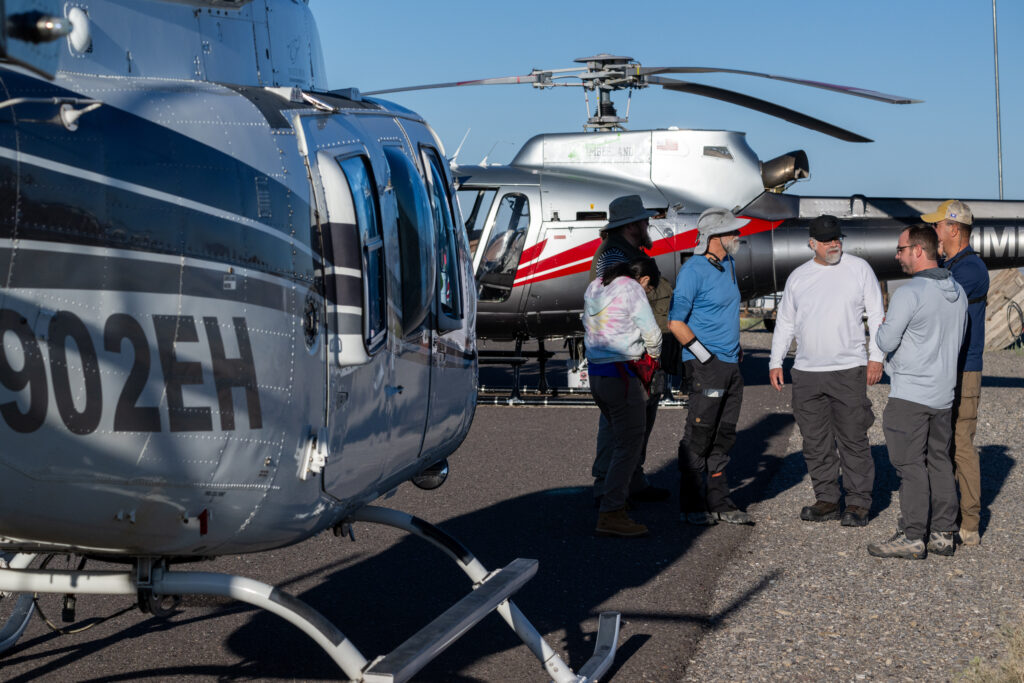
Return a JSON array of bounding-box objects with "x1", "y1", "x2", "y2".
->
[{"x1": 769, "y1": 253, "x2": 884, "y2": 372}]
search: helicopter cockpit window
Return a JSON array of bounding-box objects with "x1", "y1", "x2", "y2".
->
[
  {"x1": 422, "y1": 148, "x2": 463, "y2": 330},
  {"x1": 382, "y1": 146, "x2": 434, "y2": 337},
  {"x1": 337, "y1": 156, "x2": 387, "y2": 353},
  {"x1": 458, "y1": 188, "x2": 497, "y2": 258},
  {"x1": 476, "y1": 192, "x2": 529, "y2": 303}
]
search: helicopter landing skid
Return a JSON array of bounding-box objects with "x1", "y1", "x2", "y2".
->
[
  {"x1": 348, "y1": 506, "x2": 620, "y2": 682},
  {"x1": 0, "y1": 508, "x2": 620, "y2": 682}
]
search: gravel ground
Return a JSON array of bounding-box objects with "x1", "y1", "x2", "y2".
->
[{"x1": 682, "y1": 338, "x2": 1024, "y2": 682}]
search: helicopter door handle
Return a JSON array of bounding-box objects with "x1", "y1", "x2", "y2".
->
[{"x1": 385, "y1": 385, "x2": 404, "y2": 396}]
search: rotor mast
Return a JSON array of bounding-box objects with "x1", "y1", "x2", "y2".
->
[{"x1": 575, "y1": 54, "x2": 642, "y2": 132}]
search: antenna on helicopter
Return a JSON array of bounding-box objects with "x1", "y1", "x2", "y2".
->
[
  {"x1": 365, "y1": 53, "x2": 922, "y2": 141},
  {"x1": 450, "y1": 128, "x2": 471, "y2": 164}
]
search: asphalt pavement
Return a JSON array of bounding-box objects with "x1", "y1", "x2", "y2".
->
[{"x1": 1, "y1": 329, "x2": 798, "y2": 681}]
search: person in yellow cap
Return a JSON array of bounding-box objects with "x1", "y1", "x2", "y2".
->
[{"x1": 921, "y1": 200, "x2": 988, "y2": 547}]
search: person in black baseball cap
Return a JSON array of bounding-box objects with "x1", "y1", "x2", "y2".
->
[{"x1": 768, "y1": 213, "x2": 884, "y2": 528}]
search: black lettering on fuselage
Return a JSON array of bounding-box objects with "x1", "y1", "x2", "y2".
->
[
  {"x1": 104, "y1": 313, "x2": 161, "y2": 432},
  {"x1": 48, "y1": 311, "x2": 103, "y2": 435},
  {"x1": 0, "y1": 309, "x2": 48, "y2": 433},
  {"x1": 204, "y1": 316, "x2": 262, "y2": 430},
  {"x1": 154, "y1": 315, "x2": 213, "y2": 432}
]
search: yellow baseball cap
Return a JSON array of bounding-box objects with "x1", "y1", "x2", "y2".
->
[{"x1": 921, "y1": 199, "x2": 973, "y2": 225}]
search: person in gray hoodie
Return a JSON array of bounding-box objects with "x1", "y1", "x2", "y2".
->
[{"x1": 867, "y1": 225, "x2": 967, "y2": 560}]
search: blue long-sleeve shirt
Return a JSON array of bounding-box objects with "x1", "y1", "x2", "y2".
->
[{"x1": 942, "y1": 245, "x2": 988, "y2": 373}]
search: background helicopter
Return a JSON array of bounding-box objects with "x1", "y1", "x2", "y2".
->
[
  {"x1": 363, "y1": 54, "x2": 1024, "y2": 391},
  {"x1": 0, "y1": 1, "x2": 618, "y2": 680}
]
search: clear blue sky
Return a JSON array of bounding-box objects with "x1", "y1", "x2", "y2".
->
[{"x1": 310, "y1": 1, "x2": 1021, "y2": 201}]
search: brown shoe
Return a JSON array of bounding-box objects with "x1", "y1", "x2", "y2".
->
[
  {"x1": 596, "y1": 508, "x2": 649, "y2": 537},
  {"x1": 800, "y1": 500, "x2": 840, "y2": 522}
]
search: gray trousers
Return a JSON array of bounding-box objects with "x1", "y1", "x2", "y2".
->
[
  {"x1": 791, "y1": 366, "x2": 875, "y2": 509},
  {"x1": 590, "y1": 374, "x2": 651, "y2": 513},
  {"x1": 882, "y1": 397, "x2": 958, "y2": 541},
  {"x1": 592, "y1": 370, "x2": 663, "y2": 498}
]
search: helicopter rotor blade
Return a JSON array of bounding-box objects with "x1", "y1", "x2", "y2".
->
[
  {"x1": 639, "y1": 66, "x2": 921, "y2": 104},
  {"x1": 364, "y1": 73, "x2": 549, "y2": 96},
  {"x1": 646, "y1": 75, "x2": 872, "y2": 142}
]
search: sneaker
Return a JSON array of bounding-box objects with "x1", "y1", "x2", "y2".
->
[
  {"x1": 841, "y1": 505, "x2": 870, "y2": 527},
  {"x1": 630, "y1": 486, "x2": 671, "y2": 503},
  {"x1": 800, "y1": 500, "x2": 840, "y2": 522},
  {"x1": 957, "y1": 529, "x2": 981, "y2": 547},
  {"x1": 927, "y1": 531, "x2": 956, "y2": 556},
  {"x1": 596, "y1": 508, "x2": 649, "y2": 537},
  {"x1": 680, "y1": 511, "x2": 717, "y2": 526},
  {"x1": 867, "y1": 530, "x2": 926, "y2": 560},
  {"x1": 713, "y1": 509, "x2": 754, "y2": 525}
]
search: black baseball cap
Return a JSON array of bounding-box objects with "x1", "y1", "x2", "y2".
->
[{"x1": 809, "y1": 215, "x2": 844, "y2": 242}]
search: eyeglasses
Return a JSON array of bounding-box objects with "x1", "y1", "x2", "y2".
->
[
  {"x1": 895, "y1": 245, "x2": 911, "y2": 254},
  {"x1": 814, "y1": 237, "x2": 844, "y2": 245}
]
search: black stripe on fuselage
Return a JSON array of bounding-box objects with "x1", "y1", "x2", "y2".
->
[
  {"x1": 0, "y1": 68, "x2": 320, "y2": 274},
  {"x1": 0, "y1": 159, "x2": 316, "y2": 279},
  {"x1": 0, "y1": 246, "x2": 301, "y2": 312}
]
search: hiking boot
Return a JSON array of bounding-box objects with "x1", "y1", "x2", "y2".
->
[
  {"x1": 867, "y1": 530, "x2": 926, "y2": 560},
  {"x1": 713, "y1": 508, "x2": 754, "y2": 525},
  {"x1": 957, "y1": 529, "x2": 981, "y2": 547},
  {"x1": 630, "y1": 485, "x2": 671, "y2": 503},
  {"x1": 596, "y1": 509, "x2": 649, "y2": 537},
  {"x1": 800, "y1": 500, "x2": 840, "y2": 522},
  {"x1": 841, "y1": 505, "x2": 870, "y2": 527},
  {"x1": 680, "y1": 511, "x2": 717, "y2": 526},
  {"x1": 927, "y1": 531, "x2": 956, "y2": 556}
]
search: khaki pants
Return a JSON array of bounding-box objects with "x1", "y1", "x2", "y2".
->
[{"x1": 952, "y1": 371, "x2": 982, "y2": 532}]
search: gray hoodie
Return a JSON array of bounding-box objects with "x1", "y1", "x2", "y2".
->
[{"x1": 876, "y1": 268, "x2": 967, "y2": 409}]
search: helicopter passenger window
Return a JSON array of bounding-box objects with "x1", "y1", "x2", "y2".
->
[
  {"x1": 459, "y1": 188, "x2": 497, "y2": 258},
  {"x1": 382, "y1": 146, "x2": 434, "y2": 337},
  {"x1": 337, "y1": 156, "x2": 386, "y2": 352},
  {"x1": 476, "y1": 192, "x2": 529, "y2": 303},
  {"x1": 423, "y1": 148, "x2": 463, "y2": 329}
]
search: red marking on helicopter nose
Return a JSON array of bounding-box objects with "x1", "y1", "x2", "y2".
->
[{"x1": 198, "y1": 509, "x2": 209, "y2": 536}]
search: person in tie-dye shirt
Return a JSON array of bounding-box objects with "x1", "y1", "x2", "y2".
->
[{"x1": 584, "y1": 257, "x2": 662, "y2": 537}]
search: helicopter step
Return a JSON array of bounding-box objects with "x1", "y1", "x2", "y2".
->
[
  {"x1": 0, "y1": 507, "x2": 620, "y2": 682},
  {"x1": 362, "y1": 558, "x2": 537, "y2": 682}
]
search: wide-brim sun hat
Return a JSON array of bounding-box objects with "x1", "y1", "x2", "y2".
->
[
  {"x1": 604, "y1": 194, "x2": 658, "y2": 231},
  {"x1": 695, "y1": 207, "x2": 749, "y2": 252}
]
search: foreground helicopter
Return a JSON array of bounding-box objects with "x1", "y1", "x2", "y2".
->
[
  {"x1": 368, "y1": 55, "x2": 1024, "y2": 382},
  {"x1": 0, "y1": 2, "x2": 618, "y2": 680}
]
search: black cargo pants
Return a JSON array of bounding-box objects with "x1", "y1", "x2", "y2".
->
[{"x1": 678, "y1": 357, "x2": 743, "y2": 513}]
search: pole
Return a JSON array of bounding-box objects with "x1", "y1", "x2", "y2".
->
[{"x1": 992, "y1": 0, "x2": 1004, "y2": 199}]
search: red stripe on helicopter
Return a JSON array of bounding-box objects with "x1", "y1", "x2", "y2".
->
[
  {"x1": 517, "y1": 239, "x2": 548, "y2": 266},
  {"x1": 511, "y1": 217, "x2": 782, "y2": 288}
]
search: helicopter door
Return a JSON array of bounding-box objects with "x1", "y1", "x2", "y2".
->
[
  {"x1": 297, "y1": 114, "x2": 392, "y2": 498},
  {"x1": 421, "y1": 146, "x2": 472, "y2": 453},
  {"x1": 379, "y1": 144, "x2": 434, "y2": 462},
  {"x1": 474, "y1": 190, "x2": 537, "y2": 313}
]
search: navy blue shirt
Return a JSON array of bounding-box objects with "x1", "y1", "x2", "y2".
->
[{"x1": 942, "y1": 245, "x2": 988, "y2": 372}]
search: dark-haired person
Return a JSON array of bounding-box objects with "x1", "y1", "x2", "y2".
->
[
  {"x1": 669, "y1": 207, "x2": 753, "y2": 526},
  {"x1": 868, "y1": 225, "x2": 967, "y2": 560},
  {"x1": 584, "y1": 257, "x2": 663, "y2": 537},
  {"x1": 923, "y1": 200, "x2": 988, "y2": 546},
  {"x1": 769, "y1": 214, "x2": 884, "y2": 527},
  {"x1": 588, "y1": 195, "x2": 671, "y2": 509}
]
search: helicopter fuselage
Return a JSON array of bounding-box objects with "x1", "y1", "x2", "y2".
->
[{"x1": 0, "y1": 0, "x2": 477, "y2": 558}]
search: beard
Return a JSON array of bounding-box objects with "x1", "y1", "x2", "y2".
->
[
  {"x1": 823, "y1": 248, "x2": 842, "y2": 265},
  {"x1": 723, "y1": 238, "x2": 742, "y2": 256},
  {"x1": 639, "y1": 229, "x2": 653, "y2": 250}
]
